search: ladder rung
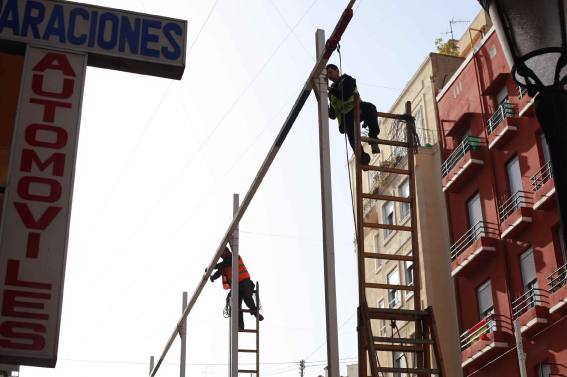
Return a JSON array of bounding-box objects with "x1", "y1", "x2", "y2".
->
[
  {"x1": 363, "y1": 222, "x2": 412, "y2": 232},
  {"x1": 362, "y1": 193, "x2": 411, "y2": 203},
  {"x1": 362, "y1": 165, "x2": 410, "y2": 175},
  {"x1": 238, "y1": 349, "x2": 258, "y2": 353},
  {"x1": 363, "y1": 252, "x2": 413, "y2": 261},
  {"x1": 367, "y1": 308, "x2": 429, "y2": 321},
  {"x1": 373, "y1": 336, "x2": 434, "y2": 345},
  {"x1": 238, "y1": 370, "x2": 258, "y2": 374},
  {"x1": 361, "y1": 136, "x2": 409, "y2": 148},
  {"x1": 376, "y1": 111, "x2": 409, "y2": 121},
  {"x1": 376, "y1": 367, "x2": 440, "y2": 375},
  {"x1": 365, "y1": 282, "x2": 415, "y2": 291},
  {"x1": 241, "y1": 309, "x2": 252, "y2": 313},
  {"x1": 374, "y1": 344, "x2": 424, "y2": 353},
  {"x1": 239, "y1": 329, "x2": 257, "y2": 333}
]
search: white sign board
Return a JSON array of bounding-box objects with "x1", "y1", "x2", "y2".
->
[
  {"x1": 0, "y1": 0, "x2": 187, "y2": 79},
  {"x1": 0, "y1": 45, "x2": 86, "y2": 367}
]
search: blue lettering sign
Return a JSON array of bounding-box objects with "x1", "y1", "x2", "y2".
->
[
  {"x1": 97, "y1": 12, "x2": 118, "y2": 50},
  {"x1": 68, "y1": 7, "x2": 88, "y2": 45},
  {"x1": 0, "y1": 0, "x2": 20, "y2": 35},
  {"x1": 21, "y1": 0, "x2": 44, "y2": 39},
  {"x1": 140, "y1": 19, "x2": 160, "y2": 58},
  {"x1": 43, "y1": 4, "x2": 66, "y2": 43}
]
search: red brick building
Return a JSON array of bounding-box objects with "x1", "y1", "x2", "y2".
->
[{"x1": 436, "y1": 27, "x2": 567, "y2": 377}]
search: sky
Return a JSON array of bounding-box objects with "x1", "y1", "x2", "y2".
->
[{"x1": 16, "y1": 1, "x2": 482, "y2": 377}]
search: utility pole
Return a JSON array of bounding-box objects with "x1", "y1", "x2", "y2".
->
[
  {"x1": 300, "y1": 360, "x2": 306, "y2": 377},
  {"x1": 314, "y1": 28, "x2": 340, "y2": 377}
]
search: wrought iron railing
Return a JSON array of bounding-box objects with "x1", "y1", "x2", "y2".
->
[
  {"x1": 450, "y1": 221, "x2": 499, "y2": 260},
  {"x1": 498, "y1": 190, "x2": 533, "y2": 223},
  {"x1": 460, "y1": 313, "x2": 500, "y2": 350},
  {"x1": 548, "y1": 263, "x2": 567, "y2": 293},
  {"x1": 441, "y1": 136, "x2": 483, "y2": 177},
  {"x1": 487, "y1": 99, "x2": 515, "y2": 134},
  {"x1": 531, "y1": 161, "x2": 553, "y2": 192},
  {"x1": 512, "y1": 287, "x2": 548, "y2": 319}
]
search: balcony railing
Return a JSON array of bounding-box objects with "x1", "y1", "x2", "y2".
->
[
  {"x1": 548, "y1": 263, "x2": 567, "y2": 293},
  {"x1": 531, "y1": 161, "x2": 553, "y2": 192},
  {"x1": 498, "y1": 190, "x2": 533, "y2": 222},
  {"x1": 460, "y1": 313, "x2": 499, "y2": 350},
  {"x1": 441, "y1": 136, "x2": 482, "y2": 177},
  {"x1": 487, "y1": 99, "x2": 515, "y2": 134},
  {"x1": 450, "y1": 221, "x2": 499, "y2": 260},
  {"x1": 512, "y1": 287, "x2": 548, "y2": 319}
]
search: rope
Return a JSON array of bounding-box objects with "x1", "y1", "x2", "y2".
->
[{"x1": 336, "y1": 43, "x2": 359, "y2": 246}]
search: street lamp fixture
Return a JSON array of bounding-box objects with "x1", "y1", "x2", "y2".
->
[{"x1": 479, "y1": 0, "x2": 567, "y2": 249}]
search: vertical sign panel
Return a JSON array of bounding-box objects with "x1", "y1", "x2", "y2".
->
[{"x1": 0, "y1": 45, "x2": 87, "y2": 367}]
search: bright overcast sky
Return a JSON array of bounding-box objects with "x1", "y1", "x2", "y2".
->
[{"x1": 19, "y1": 1, "x2": 481, "y2": 377}]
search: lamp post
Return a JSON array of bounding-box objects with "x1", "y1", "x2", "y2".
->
[{"x1": 479, "y1": 0, "x2": 567, "y2": 246}]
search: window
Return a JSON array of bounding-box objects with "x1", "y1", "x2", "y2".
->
[
  {"x1": 537, "y1": 363, "x2": 551, "y2": 377},
  {"x1": 520, "y1": 248, "x2": 537, "y2": 292},
  {"x1": 387, "y1": 267, "x2": 401, "y2": 308},
  {"x1": 382, "y1": 201, "x2": 395, "y2": 239},
  {"x1": 374, "y1": 233, "x2": 382, "y2": 272},
  {"x1": 506, "y1": 155, "x2": 523, "y2": 196},
  {"x1": 393, "y1": 351, "x2": 407, "y2": 377},
  {"x1": 495, "y1": 85, "x2": 509, "y2": 106},
  {"x1": 477, "y1": 280, "x2": 494, "y2": 320},
  {"x1": 540, "y1": 134, "x2": 551, "y2": 164},
  {"x1": 378, "y1": 299, "x2": 387, "y2": 336},
  {"x1": 398, "y1": 180, "x2": 410, "y2": 221},
  {"x1": 405, "y1": 259, "x2": 414, "y2": 286},
  {"x1": 467, "y1": 192, "x2": 483, "y2": 229}
]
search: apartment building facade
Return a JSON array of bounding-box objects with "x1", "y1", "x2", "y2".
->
[
  {"x1": 436, "y1": 25, "x2": 567, "y2": 377},
  {"x1": 358, "y1": 52, "x2": 464, "y2": 376}
]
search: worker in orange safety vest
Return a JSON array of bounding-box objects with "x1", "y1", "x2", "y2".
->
[{"x1": 210, "y1": 246, "x2": 264, "y2": 329}]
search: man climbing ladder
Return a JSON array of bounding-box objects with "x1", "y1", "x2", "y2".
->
[
  {"x1": 210, "y1": 246, "x2": 264, "y2": 329},
  {"x1": 326, "y1": 64, "x2": 380, "y2": 165}
]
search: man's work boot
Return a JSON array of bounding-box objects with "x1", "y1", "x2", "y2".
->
[
  {"x1": 371, "y1": 143, "x2": 380, "y2": 154},
  {"x1": 360, "y1": 152, "x2": 371, "y2": 166}
]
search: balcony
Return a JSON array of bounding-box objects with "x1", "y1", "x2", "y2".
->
[
  {"x1": 499, "y1": 191, "x2": 534, "y2": 239},
  {"x1": 460, "y1": 313, "x2": 511, "y2": 368},
  {"x1": 531, "y1": 161, "x2": 556, "y2": 210},
  {"x1": 512, "y1": 288, "x2": 549, "y2": 336},
  {"x1": 487, "y1": 99, "x2": 521, "y2": 149},
  {"x1": 548, "y1": 263, "x2": 567, "y2": 314},
  {"x1": 441, "y1": 136, "x2": 485, "y2": 192},
  {"x1": 450, "y1": 221, "x2": 500, "y2": 277}
]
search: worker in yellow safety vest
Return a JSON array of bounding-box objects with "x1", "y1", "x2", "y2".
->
[
  {"x1": 210, "y1": 246, "x2": 263, "y2": 329},
  {"x1": 326, "y1": 64, "x2": 380, "y2": 165}
]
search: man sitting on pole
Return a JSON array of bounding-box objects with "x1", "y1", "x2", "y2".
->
[
  {"x1": 210, "y1": 246, "x2": 263, "y2": 329},
  {"x1": 326, "y1": 64, "x2": 380, "y2": 165}
]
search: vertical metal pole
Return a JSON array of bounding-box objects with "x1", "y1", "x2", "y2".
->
[
  {"x1": 315, "y1": 29, "x2": 340, "y2": 377},
  {"x1": 514, "y1": 320, "x2": 528, "y2": 377},
  {"x1": 231, "y1": 194, "x2": 240, "y2": 377},
  {"x1": 180, "y1": 292, "x2": 188, "y2": 377},
  {"x1": 255, "y1": 283, "x2": 260, "y2": 376},
  {"x1": 150, "y1": 356, "x2": 155, "y2": 376}
]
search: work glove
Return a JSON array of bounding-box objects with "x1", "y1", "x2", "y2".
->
[{"x1": 209, "y1": 276, "x2": 215, "y2": 283}]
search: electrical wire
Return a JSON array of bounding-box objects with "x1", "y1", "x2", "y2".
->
[{"x1": 123, "y1": 0, "x2": 321, "y2": 240}]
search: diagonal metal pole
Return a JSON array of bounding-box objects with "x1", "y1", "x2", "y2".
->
[
  {"x1": 149, "y1": 3, "x2": 356, "y2": 375},
  {"x1": 314, "y1": 29, "x2": 340, "y2": 377}
]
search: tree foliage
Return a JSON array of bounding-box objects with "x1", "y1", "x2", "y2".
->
[{"x1": 435, "y1": 38, "x2": 460, "y2": 56}]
